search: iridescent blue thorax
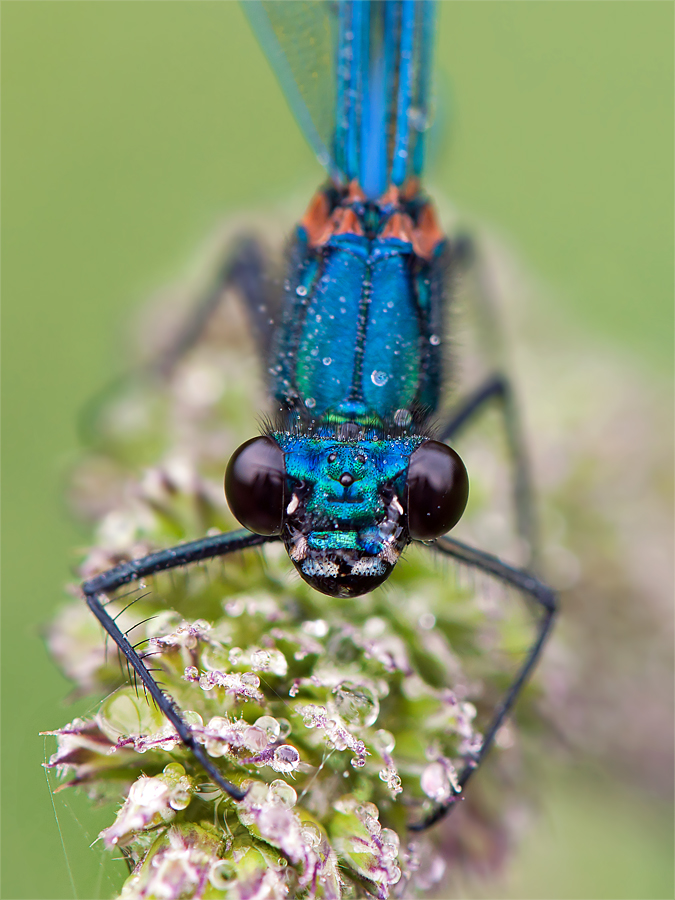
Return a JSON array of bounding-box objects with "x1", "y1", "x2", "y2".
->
[
  {"x1": 263, "y1": 184, "x2": 452, "y2": 596},
  {"x1": 269, "y1": 184, "x2": 448, "y2": 427}
]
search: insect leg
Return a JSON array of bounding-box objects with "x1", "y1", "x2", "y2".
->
[
  {"x1": 439, "y1": 373, "x2": 537, "y2": 564},
  {"x1": 82, "y1": 529, "x2": 277, "y2": 802},
  {"x1": 409, "y1": 535, "x2": 557, "y2": 831},
  {"x1": 155, "y1": 236, "x2": 276, "y2": 376},
  {"x1": 78, "y1": 237, "x2": 275, "y2": 444}
]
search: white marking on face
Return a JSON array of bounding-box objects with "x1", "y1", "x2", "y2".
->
[
  {"x1": 391, "y1": 496, "x2": 404, "y2": 516},
  {"x1": 289, "y1": 535, "x2": 308, "y2": 561},
  {"x1": 381, "y1": 542, "x2": 400, "y2": 565},
  {"x1": 286, "y1": 494, "x2": 300, "y2": 515},
  {"x1": 302, "y1": 558, "x2": 339, "y2": 578},
  {"x1": 350, "y1": 557, "x2": 387, "y2": 576}
]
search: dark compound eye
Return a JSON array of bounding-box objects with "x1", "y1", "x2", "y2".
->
[
  {"x1": 225, "y1": 436, "x2": 286, "y2": 535},
  {"x1": 406, "y1": 440, "x2": 469, "y2": 540}
]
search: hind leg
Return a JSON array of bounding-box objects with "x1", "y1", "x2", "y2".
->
[
  {"x1": 439, "y1": 371, "x2": 537, "y2": 564},
  {"x1": 154, "y1": 236, "x2": 277, "y2": 376},
  {"x1": 409, "y1": 535, "x2": 557, "y2": 830}
]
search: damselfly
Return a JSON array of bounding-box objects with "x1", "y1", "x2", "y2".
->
[{"x1": 49, "y1": 0, "x2": 556, "y2": 891}]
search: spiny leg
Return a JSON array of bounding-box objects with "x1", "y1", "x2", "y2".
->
[
  {"x1": 439, "y1": 373, "x2": 538, "y2": 566},
  {"x1": 78, "y1": 237, "x2": 275, "y2": 444},
  {"x1": 154, "y1": 236, "x2": 277, "y2": 377},
  {"x1": 82, "y1": 529, "x2": 277, "y2": 801},
  {"x1": 443, "y1": 231, "x2": 539, "y2": 563},
  {"x1": 409, "y1": 535, "x2": 557, "y2": 831}
]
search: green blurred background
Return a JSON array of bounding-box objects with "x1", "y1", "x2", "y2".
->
[{"x1": 2, "y1": 2, "x2": 672, "y2": 898}]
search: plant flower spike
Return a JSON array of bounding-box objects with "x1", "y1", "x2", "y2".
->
[{"x1": 46, "y1": 2, "x2": 557, "y2": 898}]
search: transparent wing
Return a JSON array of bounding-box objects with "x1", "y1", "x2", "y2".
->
[
  {"x1": 244, "y1": 0, "x2": 436, "y2": 198},
  {"x1": 243, "y1": 1, "x2": 340, "y2": 180}
]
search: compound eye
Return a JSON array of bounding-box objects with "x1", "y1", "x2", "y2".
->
[
  {"x1": 406, "y1": 440, "x2": 469, "y2": 540},
  {"x1": 225, "y1": 436, "x2": 285, "y2": 535}
]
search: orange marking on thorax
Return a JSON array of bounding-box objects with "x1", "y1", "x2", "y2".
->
[
  {"x1": 411, "y1": 202, "x2": 445, "y2": 260},
  {"x1": 332, "y1": 207, "x2": 364, "y2": 237},
  {"x1": 378, "y1": 184, "x2": 400, "y2": 207},
  {"x1": 302, "y1": 184, "x2": 367, "y2": 246},
  {"x1": 380, "y1": 211, "x2": 414, "y2": 244},
  {"x1": 347, "y1": 180, "x2": 366, "y2": 203},
  {"x1": 301, "y1": 191, "x2": 333, "y2": 247},
  {"x1": 401, "y1": 178, "x2": 420, "y2": 201}
]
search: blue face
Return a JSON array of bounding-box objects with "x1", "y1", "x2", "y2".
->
[{"x1": 276, "y1": 431, "x2": 425, "y2": 597}]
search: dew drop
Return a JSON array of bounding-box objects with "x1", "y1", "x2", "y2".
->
[
  {"x1": 250, "y1": 649, "x2": 270, "y2": 670},
  {"x1": 296, "y1": 285, "x2": 307, "y2": 297},
  {"x1": 182, "y1": 710, "x2": 203, "y2": 727},
  {"x1": 387, "y1": 866, "x2": 402, "y2": 886},
  {"x1": 276, "y1": 718, "x2": 292, "y2": 740},
  {"x1": 209, "y1": 860, "x2": 234, "y2": 890},
  {"x1": 246, "y1": 781, "x2": 269, "y2": 804},
  {"x1": 224, "y1": 598, "x2": 244, "y2": 617},
  {"x1": 380, "y1": 828, "x2": 400, "y2": 858},
  {"x1": 301, "y1": 823, "x2": 322, "y2": 848},
  {"x1": 302, "y1": 619, "x2": 329, "y2": 637},
  {"x1": 206, "y1": 716, "x2": 229, "y2": 734},
  {"x1": 379, "y1": 767, "x2": 402, "y2": 795},
  {"x1": 228, "y1": 647, "x2": 244, "y2": 666},
  {"x1": 429, "y1": 334, "x2": 441, "y2": 346},
  {"x1": 333, "y1": 681, "x2": 380, "y2": 727},
  {"x1": 268, "y1": 779, "x2": 297, "y2": 808},
  {"x1": 322, "y1": 357, "x2": 332, "y2": 366},
  {"x1": 169, "y1": 788, "x2": 191, "y2": 811},
  {"x1": 272, "y1": 744, "x2": 300, "y2": 773},
  {"x1": 373, "y1": 729, "x2": 396, "y2": 754},
  {"x1": 244, "y1": 725, "x2": 268, "y2": 752},
  {"x1": 418, "y1": 612, "x2": 436, "y2": 630},
  {"x1": 370, "y1": 370, "x2": 389, "y2": 387},
  {"x1": 421, "y1": 761, "x2": 453, "y2": 802},
  {"x1": 254, "y1": 716, "x2": 281, "y2": 743},
  {"x1": 305, "y1": 397, "x2": 316, "y2": 409}
]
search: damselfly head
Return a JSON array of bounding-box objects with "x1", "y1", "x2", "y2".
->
[{"x1": 225, "y1": 434, "x2": 468, "y2": 598}]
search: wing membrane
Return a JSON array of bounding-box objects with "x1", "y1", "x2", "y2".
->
[{"x1": 245, "y1": 0, "x2": 436, "y2": 197}]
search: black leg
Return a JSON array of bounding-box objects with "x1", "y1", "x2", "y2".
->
[
  {"x1": 82, "y1": 529, "x2": 278, "y2": 801},
  {"x1": 154, "y1": 236, "x2": 277, "y2": 377},
  {"x1": 78, "y1": 237, "x2": 275, "y2": 445},
  {"x1": 409, "y1": 535, "x2": 557, "y2": 831},
  {"x1": 439, "y1": 373, "x2": 538, "y2": 565}
]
